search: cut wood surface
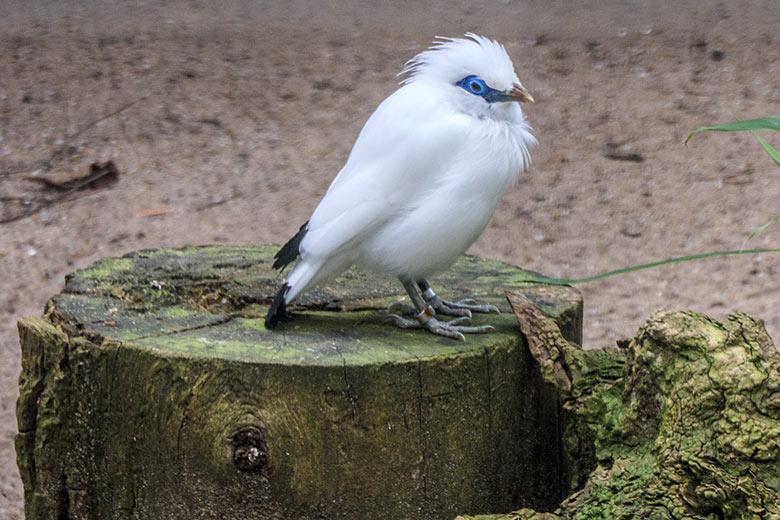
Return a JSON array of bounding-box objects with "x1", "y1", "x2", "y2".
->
[{"x1": 16, "y1": 245, "x2": 582, "y2": 519}]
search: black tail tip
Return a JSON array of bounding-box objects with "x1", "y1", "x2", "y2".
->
[
  {"x1": 265, "y1": 283, "x2": 290, "y2": 330},
  {"x1": 272, "y1": 221, "x2": 308, "y2": 271}
]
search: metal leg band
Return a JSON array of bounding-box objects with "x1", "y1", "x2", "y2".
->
[{"x1": 415, "y1": 305, "x2": 436, "y2": 325}]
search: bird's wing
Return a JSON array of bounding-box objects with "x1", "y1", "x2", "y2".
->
[
  {"x1": 326, "y1": 83, "x2": 459, "y2": 192},
  {"x1": 300, "y1": 82, "x2": 468, "y2": 262}
]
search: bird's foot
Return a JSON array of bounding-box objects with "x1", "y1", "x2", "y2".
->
[
  {"x1": 426, "y1": 295, "x2": 500, "y2": 318},
  {"x1": 386, "y1": 305, "x2": 495, "y2": 341},
  {"x1": 386, "y1": 301, "x2": 418, "y2": 316},
  {"x1": 388, "y1": 296, "x2": 500, "y2": 319}
]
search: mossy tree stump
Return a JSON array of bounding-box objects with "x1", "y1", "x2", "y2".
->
[{"x1": 16, "y1": 245, "x2": 582, "y2": 520}]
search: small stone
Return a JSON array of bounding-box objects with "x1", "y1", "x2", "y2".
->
[{"x1": 710, "y1": 49, "x2": 725, "y2": 61}]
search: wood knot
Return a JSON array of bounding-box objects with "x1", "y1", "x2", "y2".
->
[{"x1": 232, "y1": 428, "x2": 267, "y2": 472}]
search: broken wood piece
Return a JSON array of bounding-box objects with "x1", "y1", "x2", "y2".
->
[{"x1": 26, "y1": 160, "x2": 119, "y2": 192}]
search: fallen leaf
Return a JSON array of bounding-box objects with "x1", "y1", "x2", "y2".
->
[{"x1": 135, "y1": 207, "x2": 174, "y2": 217}]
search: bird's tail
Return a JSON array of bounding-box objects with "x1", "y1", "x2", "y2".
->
[
  {"x1": 264, "y1": 258, "x2": 322, "y2": 329},
  {"x1": 266, "y1": 222, "x2": 310, "y2": 329},
  {"x1": 265, "y1": 283, "x2": 290, "y2": 329},
  {"x1": 265, "y1": 244, "x2": 356, "y2": 330},
  {"x1": 272, "y1": 221, "x2": 308, "y2": 271}
]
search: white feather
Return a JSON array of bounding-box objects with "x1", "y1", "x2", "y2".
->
[{"x1": 280, "y1": 34, "x2": 536, "y2": 304}]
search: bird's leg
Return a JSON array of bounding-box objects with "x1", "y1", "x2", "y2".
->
[
  {"x1": 386, "y1": 280, "x2": 495, "y2": 341},
  {"x1": 417, "y1": 279, "x2": 500, "y2": 318},
  {"x1": 386, "y1": 280, "x2": 501, "y2": 318}
]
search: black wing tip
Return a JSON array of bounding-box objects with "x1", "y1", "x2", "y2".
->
[
  {"x1": 272, "y1": 221, "x2": 309, "y2": 271},
  {"x1": 265, "y1": 283, "x2": 291, "y2": 329}
]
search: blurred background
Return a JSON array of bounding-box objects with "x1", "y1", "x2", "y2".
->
[{"x1": 2, "y1": 1, "x2": 780, "y2": 516}]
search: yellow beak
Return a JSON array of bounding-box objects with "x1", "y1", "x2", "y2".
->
[{"x1": 506, "y1": 83, "x2": 534, "y2": 103}]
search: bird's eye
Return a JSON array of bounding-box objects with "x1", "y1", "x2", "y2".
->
[{"x1": 457, "y1": 75, "x2": 489, "y2": 98}]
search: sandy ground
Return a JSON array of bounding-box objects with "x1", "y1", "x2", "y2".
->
[{"x1": 2, "y1": 1, "x2": 780, "y2": 516}]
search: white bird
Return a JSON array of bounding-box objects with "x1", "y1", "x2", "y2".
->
[{"x1": 265, "y1": 34, "x2": 536, "y2": 340}]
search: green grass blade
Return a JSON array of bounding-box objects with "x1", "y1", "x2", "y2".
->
[
  {"x1": 743, "y1": 132, "x2": 780, "y2": 240},
  {"x1": 685, "y1": 115, "x2": 780, "y2": 143},
  {"x1": 685, "y1": 117, "x2": 780, "y2": 242},
  {"x1": 525, "y1": 248, "x2": 780, "y2": 285},
  {"x1": 751, "y1": 131, "x2": 780, "y2": 167},
  {"x1": 747, "y1": 210, "x2": 780, "y2": 241}
]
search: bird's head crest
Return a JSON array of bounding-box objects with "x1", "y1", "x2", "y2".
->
[{"x1": 400, "y1": 33, "x2": 520, "y2": 92}]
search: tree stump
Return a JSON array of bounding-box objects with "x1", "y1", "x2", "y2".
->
[{"x1": 16, "y1": 245, "x2": 582, "y2": 520}]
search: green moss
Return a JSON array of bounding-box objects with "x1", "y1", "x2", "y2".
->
[
  {"x1": 71, "y1": 257, "x2": 134, "y2": 280},
  {"x1": 136, "y1": 311, "x2": 521, "y2": 366},
  {"x1": 544, "y1": 310, "x2": 780, "y2": 519}
]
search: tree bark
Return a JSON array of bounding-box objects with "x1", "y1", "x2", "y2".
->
[
  {"x1": 460, "y1": 298, "x2": 780, "y2": 520},
  {"x1": 16, "y1": 245, "x2": 582, "y2": 520}
]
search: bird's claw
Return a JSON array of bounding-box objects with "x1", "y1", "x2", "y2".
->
[
  {"x1": 385, "y1": 311, "x2": 495, "y2": 341},
  {"x1": 390, "y1": 295, "x2": 500, "y2": 319},
  {"x1": 428, "y1": 295, "x2": 500, "y2": 317},
  {"x1": 427, "y1": 319, "x2": 496, "y2": 341}
]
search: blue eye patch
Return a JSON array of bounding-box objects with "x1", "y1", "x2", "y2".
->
[{"x1": 456, "y1": 75, "x2": 513, "y2": 103}]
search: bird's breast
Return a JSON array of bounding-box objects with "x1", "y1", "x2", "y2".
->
[{"x1": 359, "y1": 120, "x2": 532, "y2": 280}]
